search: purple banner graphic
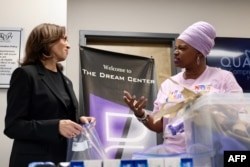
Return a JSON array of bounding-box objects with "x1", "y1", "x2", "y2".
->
[{"x1": 79, "y1": 46, "x2": 158, "y2": 159}]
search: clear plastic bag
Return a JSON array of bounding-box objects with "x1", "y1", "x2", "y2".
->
[{"x1": 66, "y1": 122, "x2": 107, "y2": 161}]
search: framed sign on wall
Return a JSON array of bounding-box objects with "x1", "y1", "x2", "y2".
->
[{"x1": 0, "y1": 28, "x2": 23, "y2": 88}]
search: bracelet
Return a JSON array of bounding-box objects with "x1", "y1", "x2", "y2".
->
[{"x1": 136, "y1": 112, "x2": 149, "y2": 124}]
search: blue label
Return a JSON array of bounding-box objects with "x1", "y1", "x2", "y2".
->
[
  {"x1": 120, "y1": 159, "x2": 148, "y2": 167},
  {"x1": 180, "y1": 158, "x2": 193, "y2": 167},
  {"x1": 70, "y1": 161, "x2": 84, "y2": 167}
]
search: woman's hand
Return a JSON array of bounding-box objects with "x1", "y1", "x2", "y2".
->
[
  {"x1": 123, "y1": 90, "x2": 148, "y2": 117},
  {"x1": 79, "y1": 116, "x2": 96, "y2": 125},
  {"x1": 59, "y1": 119, "x2": 83, "y2": 139}
]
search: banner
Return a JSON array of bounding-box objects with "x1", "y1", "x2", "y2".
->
[
  {"x1": 79, "y1": 46, "x2": 158, "y2": 159},
  {"x1": 207, "y1": 37, "x2": 250, "y2": 92}
]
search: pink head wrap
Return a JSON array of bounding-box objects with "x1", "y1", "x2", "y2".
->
[{"x1": 177, "y1": 21, "x2": 216, "y2": 57}]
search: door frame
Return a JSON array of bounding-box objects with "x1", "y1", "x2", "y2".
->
[{"x1": 79, "y1": 30, "x2": 178, "y2": 74}]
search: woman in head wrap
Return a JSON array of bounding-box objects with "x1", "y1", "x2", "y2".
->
[{"x1": 123, "y1": 21, "x2": 243, "y2": 152}]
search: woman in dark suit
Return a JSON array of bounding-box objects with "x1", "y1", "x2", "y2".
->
[{"x1": 4, "y1": 23, "x2": 96, "y2": 167}]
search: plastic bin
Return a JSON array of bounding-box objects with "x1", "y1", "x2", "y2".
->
[
  {"x1": 132, "y1": 144, "x2": 186, "y2": 159},
  {"x1": 184, "y1": 93, "x2": 250, "y2": 167},
  {"x1": 132, "y1": 144, "x2": 214, "y2": 167}
]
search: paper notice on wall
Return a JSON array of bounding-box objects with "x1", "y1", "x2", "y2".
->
[{"x1": 0, "y1": 28, "x2": 22, "y2": 88}]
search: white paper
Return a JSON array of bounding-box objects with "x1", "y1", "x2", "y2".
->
[{"x1": 72, "y1": 140, "x2": 89, "y2": 151}]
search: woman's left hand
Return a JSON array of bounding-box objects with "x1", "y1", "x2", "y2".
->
[{"x1": 80, "y1": 116, "x2": 96, "y2": 125}]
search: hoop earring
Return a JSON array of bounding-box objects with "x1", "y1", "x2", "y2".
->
[{"x1": 197, "y1": 56, "x2": 200, "y2": 65}]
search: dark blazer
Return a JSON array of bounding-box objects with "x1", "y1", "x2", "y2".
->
[{"x1": 4, "y1": 62, "x2": 79, "y2": 167}]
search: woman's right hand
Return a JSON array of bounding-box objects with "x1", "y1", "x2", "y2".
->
[
  {"x1": 123, "y1": 90, "x2": 148, "y2": 117},
  {"x1": 59, "y1": 120, "x2": 83, "y2": 139}
]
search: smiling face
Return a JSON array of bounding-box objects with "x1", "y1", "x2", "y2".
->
[
  {"x1": 174, "y1": 39, "x2": 201, "y2": 69},
  {"x1": 50, "y1": 35, "x2": 70, "y2": 62}
]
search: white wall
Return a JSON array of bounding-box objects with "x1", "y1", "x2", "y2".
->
[
  {"x1": 0, "y1": 0, "x2": 66, "y2": 166},
  {"x1": 1, "y1": 0, "x2": 250, "y2": 166}
]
